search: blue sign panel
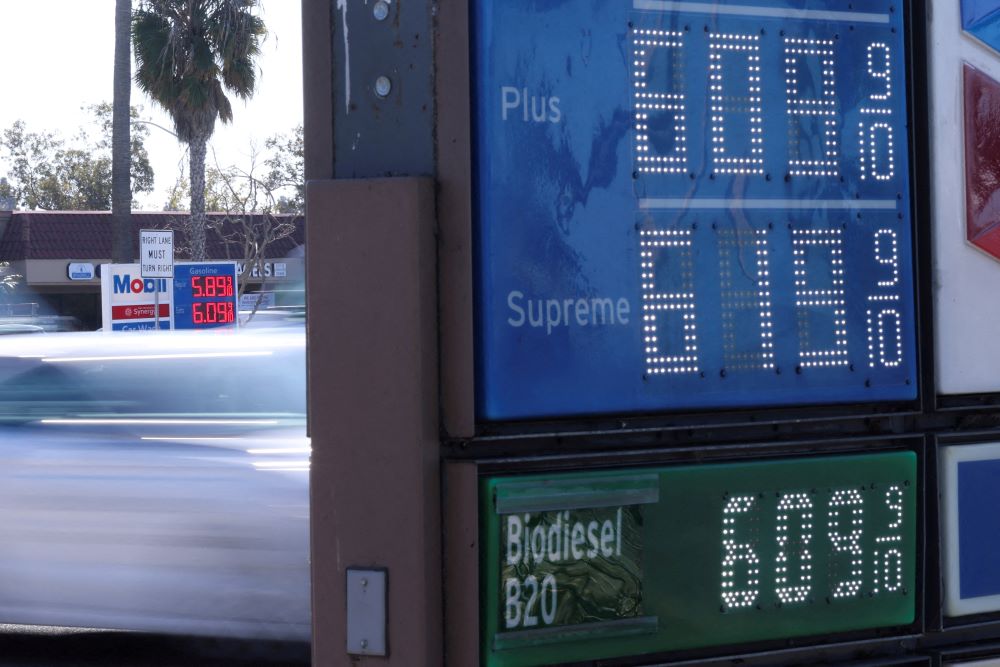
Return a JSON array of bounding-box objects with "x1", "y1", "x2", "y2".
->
[
  {"x1": 942, "y1": 443, "x2": 1000, "y2": 616},
  {"x1": 172, "y1": 263, "x2": 239, "y2": 330},
  {"x1": 473, "y1": 0, "x2": 917, "y2": 419},
  {"x1": 112, "y1": 320, "x2": 170, "y2": 331},
  {"x1": 963, "y1": 0, "x2": 1000, "y2": 54}
]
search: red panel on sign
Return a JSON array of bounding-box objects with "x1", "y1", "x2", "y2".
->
[
  {"x1": 964, "y1": 63, "x2": 1000, "y2": 260},
  {"x1": 112, "y1": 304, "x2": 169, "y2": 320}
]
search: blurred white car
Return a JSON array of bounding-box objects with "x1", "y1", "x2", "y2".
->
[{"x1": 0, "y1": 329, "x2": 309, "y2": 641}]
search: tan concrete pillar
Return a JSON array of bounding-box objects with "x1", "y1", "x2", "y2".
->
[{"x1": 306, "y1": 177, "x2": 441, "y2": 665}]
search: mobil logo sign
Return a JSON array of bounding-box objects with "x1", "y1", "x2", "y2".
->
[
  {"x1": 113, "y1": 275, "x2": 169, "y2": 296},
  {"x1": 100, "y1": 263, "x2": 172, "y2": 331}
]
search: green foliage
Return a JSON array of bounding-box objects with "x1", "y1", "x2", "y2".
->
[
  {"x1": 0, "y1": 104, "x2": 155, "y2": 211},
  {"x1": 133, "y1": 0, "x2": 266, "y2": 260},
  {"x1": 132, "y1": 0, "x2": 266, "y2": 144},
  {"x1": 264, "y1": 125, "x2": 303, "y2": 215}
]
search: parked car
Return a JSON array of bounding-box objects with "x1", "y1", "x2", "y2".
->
[{"x1": 0, "y1": 329, "x2": 309, "y2": 641}]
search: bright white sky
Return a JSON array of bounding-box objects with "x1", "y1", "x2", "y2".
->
[{"x1": 0, "y1": 0, "x2": 303, "y2": 210}]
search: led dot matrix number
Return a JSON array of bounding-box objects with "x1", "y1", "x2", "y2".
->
[
  {"x1": 629, "y1": 25, "x2": 897, "y2": 179},
  {"x1": 191, "y1": 274, "x2": 235, "y2": 298},
  {"x1": 633, "y1": 17, "x2": 908, "y2": 380},
  {"x1": 720, "y1": 482, "x2": 909, "y2": 611},
  {"x1": 640, "y1": 224, "x2": 904, "y2": 375}
]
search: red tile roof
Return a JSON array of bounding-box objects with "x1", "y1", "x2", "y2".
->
[{"x1": 0, "y1": 211, "x2": 304, "y2": 261}]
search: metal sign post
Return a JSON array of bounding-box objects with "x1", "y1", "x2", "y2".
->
[{"x1": 304, "y1": 0, "x2": 441, "y2": 663}]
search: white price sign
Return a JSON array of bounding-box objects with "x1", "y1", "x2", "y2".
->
[{"x1": 140, "y1": 229, "x2": 174, "y2": 278}]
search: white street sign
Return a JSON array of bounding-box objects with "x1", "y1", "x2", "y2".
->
[{"x1": 140, "y1": 229, "x2": 174, "y2": 278}]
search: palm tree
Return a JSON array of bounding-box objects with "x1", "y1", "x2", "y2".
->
[
  {"x1": 132, "y1": 0, "x2": 265, "y2": 261},
  {"x1": 112, "y1": 0, "x2": 132, "y2": 263}
]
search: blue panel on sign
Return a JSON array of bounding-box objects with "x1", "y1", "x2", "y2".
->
[
  {"x1": 112, "y1": 321, "x2": 170, "y2": 331},
  {"x1": 473, "y1": 0, "x2": 918, "y2": 419},
  {"x1": 958, "y1": 459, "x2": 1000, "y2": 600},
  {"x1": 172, "y1": 263, "x2": 239, "y2": 330},
  {"x1": 963, "y1": 0, "x2": 1000, "y2": 54}
]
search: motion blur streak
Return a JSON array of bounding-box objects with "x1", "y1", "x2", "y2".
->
[
  {"x1": 41, "y1": 351, "x2": 274, "y2": 363},
  {"x1": 141, "y1": 437, "x2": 240, "y2": 442},
  {"x1": 0, "y1": 330, "x2": 310, "y2": 642},
  {"x1": 41, "y1": 419, "x2": 280, "y2": 425},
  {"x1": 252, "y1": 460, "x2": 311, "y2": 468},
  {"x1": 246, "y1": 448, "x2": 312, "y2": 454}
]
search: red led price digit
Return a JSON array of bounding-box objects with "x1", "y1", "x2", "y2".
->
[
  {"x1": 192, "y1": 276, "x2": 203, "y2": 298},
  {"x1": 193, "y1": 303, "x2": 204, "y2": 324}
]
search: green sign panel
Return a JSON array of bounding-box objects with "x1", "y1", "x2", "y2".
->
[{"x1": 481, "y1": 452, "x2": 917, "y2": 666}]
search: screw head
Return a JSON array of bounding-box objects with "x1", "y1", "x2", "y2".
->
[
  {"x1": 375, "y1": 76, "x2": 392, "y2": 98},
  {"x1": 373, "y1": 0, "x2": 390, "y2": 21}
]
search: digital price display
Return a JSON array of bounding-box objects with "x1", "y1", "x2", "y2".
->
[
  {"x1": 172, "y1": 263, "x2": 239, "y2": 330},
  {"x1": 480, "y1": 451, "x2": 917, "y2": 666},
  {"x1": 473, "y1": 0, "x2": 918, "y2": 419}
]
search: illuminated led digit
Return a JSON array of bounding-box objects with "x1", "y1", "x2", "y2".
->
[
  {"x1": 708, "y1": 32, "x2": 764, "y2": 175},
  {"x1": 884, "y1": 484, "x2": 904, "y2": 530},
  {"x1": 718, "y1": 229, "x2": 775, "y2": 370},
  {"x1": 873, "y1": 485, "x2": 905, "y2": 594},
  {"x1": 859, "y1": 123, "x2": 895, "y2": 181},
  {"x1": 879, "y1": 549, "x2": 903, "y2": 592},
  {"x1": 640, "y1": 229, "x2": 699, "y2": 375},
  {"x1": 828, "y1": 489, "x2": 864, "y2": 599},
  {"x1": 774, "y1": 492, "x2": 813, "y2": 604},
  {"x1": 859, "y1": 43, "x2": 895, "y2": 181},
  {"x1": 863, "y1": 43, "x2": 892, "y2": 106},
  {"x1": 632, "y1": 28, "x2": 688, "y2": 174},
  {"x1": 792, "y1": 229, "x2": 849, "y2": 369},
  {"x1": 784, "y1": 37, "x2": 839, "y2": 177},
  {"x1": 865, "y1": 307, "x2": 902, "y2": 368},
  {"x1": 873, "y1": 230, "x2": 900, "y2": 288},
  {"x1": 720, "y1": 494, "x2": 760, "y2": 610},
  {"x1": 866, "y1": 230, "x2": 903, "y2": 369}
]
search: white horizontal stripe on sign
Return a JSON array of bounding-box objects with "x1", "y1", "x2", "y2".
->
[
  {"x1": 632, "y1": 0, "x2": 889, "y2": 24},
  {"x1": 639, "y1": 198, "x2": 899, "y2": 211}
]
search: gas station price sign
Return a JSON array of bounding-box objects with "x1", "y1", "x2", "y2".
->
[
  {"x1": 172, "y1": 263, "x2": 239, "y2": 330},
  {"x1": 473, "y1": 0, "x2": 918, "y2": 419},
  {"x1": 480, "y1": 451, "x2": 917, "y2": 666}
]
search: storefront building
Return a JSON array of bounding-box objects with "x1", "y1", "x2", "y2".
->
[{"x1": 0, "y1": 209, "x2": 304, "y2": 329}]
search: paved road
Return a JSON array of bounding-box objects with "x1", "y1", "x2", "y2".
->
[{"x1": 0, "y1": 626, "x2": 309, "y2": 666}]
